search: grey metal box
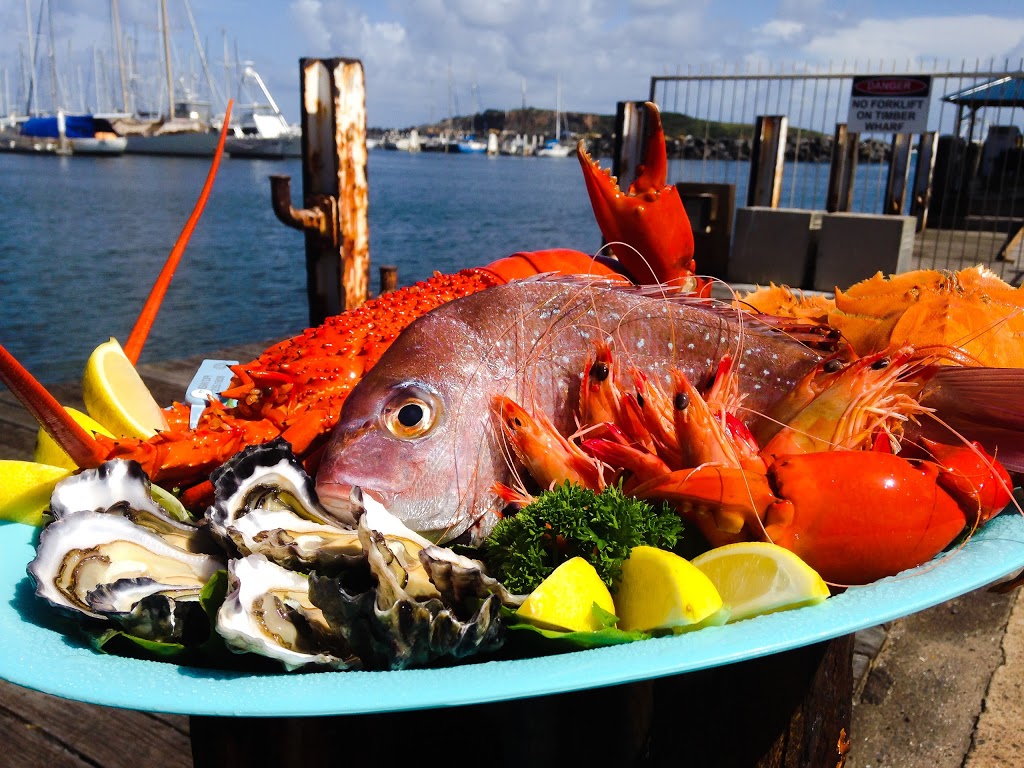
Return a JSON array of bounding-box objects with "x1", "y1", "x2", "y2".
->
[
  {"x1": 729, "y1": 207, "x2": 823, "y2": 288},
  {"x1": 814, "y1": 213, "x2": 916, "y2": 292}
]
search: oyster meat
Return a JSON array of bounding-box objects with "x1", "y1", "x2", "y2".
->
[
  {"x1": 217, "y1": 554, "x2": 356, "y2": 670},
  {"x1": 206, "y1": 440, "x2": 363, "y2": 570},
  {"x1": 28, "y1": 510, "x2": 224, "y2": 643}
]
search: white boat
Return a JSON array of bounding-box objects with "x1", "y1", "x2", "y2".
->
[
  {"x1": 70, "y1": 135, "x2": 128, "y2": 155},
  {"x1": 536, "y1": 76, "x2": 573, "y2": 158},
  {"x1": 536, "y1": 139, "x2": 572, "y2": 158},
  {"x1": 225, "y1": 65, "x2": 301, "y2": 160},
  {"x1": 119, "y1": 88, "x2": 223, "y2": 157},
  {"x1": 17, "y1": 112, "x2": 127, "y2": 156},
  {"x1": 457, "y1": 137, "x2": 487, "y2": 153}
]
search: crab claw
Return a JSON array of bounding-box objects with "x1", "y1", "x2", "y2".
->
[{"x1": 577, "y1": 102, "x2": 697, "y2": 287}]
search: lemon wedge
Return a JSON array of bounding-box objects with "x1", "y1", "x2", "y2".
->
[
  {"x1": 0, "y1": 460, "x2": 71, "y2": 526},
  {"x1": 614, "y1": 546, "x2": 723, "y2": 632},
  {"x1": 516, "y1": 557, "x2": 617, "y2": 633},
  {"x1": 82, "y1": 338, "x2": 168, "y2": 439},
  {"x1": 691, "y1": 541, "x2": 831, "y2": 623},
  {"x1": 34, "y1": 407, "x2": 115, "y2": 469}
]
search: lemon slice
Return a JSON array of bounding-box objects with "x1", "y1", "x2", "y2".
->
[
  {"x1": 516, "y1": 557, "x2": 616, "y2": 633},
  {"x1": 0, "y1": 461, "x2": 71, "y2": 526},
  {"x1": 34, "y1": 407, "x2": 115, "y2": 469},
  {"x1": 82, "y1": 338, "x2": 168, "y2": 439},
  {"x1": 614, "y1": 546, "x2": 723, "y2": 632},
  {"x1": 691, "y1": 541, "x2": 830, "y2": 623}
]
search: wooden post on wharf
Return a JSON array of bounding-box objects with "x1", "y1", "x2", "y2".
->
[
  {"x1": 747, "y1": 115, "x2": 788, "y2": 207},
  {"x1": 885, "y1": 133, "x2": 915, "y2": 215},
  {"x1": 911, "y1": 132, "x2": 939, "y2": 232},
  {"x1": 270, "y1": 57, "x2": 369, "y2": 326},
  {"x1": 826, "y1": 124, "x2": 858, "y2": 213}
]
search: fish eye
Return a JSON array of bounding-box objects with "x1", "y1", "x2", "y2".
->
[{"x1": 382, "y1": 389, "x2": 439, "y2": 440}]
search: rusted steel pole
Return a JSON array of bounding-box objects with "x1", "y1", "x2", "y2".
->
[
  {"x1": 379, "y1": 265, "x2": 398, "y2": 294},
  {"x1": 747, "y1": 115, "x2": 788, "y2": 207},
  {"x1": 271, "y1": 58, "x2": 369, "y2": 326}
]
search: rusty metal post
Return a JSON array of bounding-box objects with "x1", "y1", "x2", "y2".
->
[
  {"x1": 910, "y1": 131, "x2": 939, "y2": 232},
  {"x1": 884, "y1": 133, "x2": 914, "y2": 215},
  {"x1": 826, "y1": 123, "x2": 858, "y2": 213},
  {"x1": 379, "y1": 265, "x2": 398, "y2": 294},
  {"x1": 271, "y1": 58, "x2": 368, "y2": 326},
  {"x1": 746, "y1": 115, "x2": 788, "y2": 207},
  {"x1": 611, "y1": 101, "x2": 650, "y2": 190}
]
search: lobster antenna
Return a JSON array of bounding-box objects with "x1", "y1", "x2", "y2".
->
[
  {"x1": 0, "y1": 344, "x2": 109, "y2": 468},
  {"x1": 123, "y1": 99, "x2": 235, "y2": 364}
]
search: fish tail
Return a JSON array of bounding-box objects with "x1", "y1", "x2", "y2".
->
[{"x1": 920, "y1": 367, "x2": 1024, "y2": 472}]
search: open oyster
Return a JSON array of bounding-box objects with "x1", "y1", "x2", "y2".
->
[
  {"x1": 28, "y1": 510, "x2": 224, "y2": 643},
  {"x1": 49, "y1": 459, "x2": 216, "y2": 554},
  {"x1": 217, "y1": 554, "x2": 357, "y2": 671},
  {"x1": 308, "y1": 517, "x2": 507, "y2": 671},
  {"x1": 206, "y1": 440, "x2": 363, "y2": 570}
]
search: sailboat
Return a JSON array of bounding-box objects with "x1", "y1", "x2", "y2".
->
[
  {"x1": 536, "y1": 76, "x2": 572, "y2": 158},
  {"x1": 224, "y1": 64, "x2": 300, "y2": 159},
  {"x1": 121, "y1": 0, "x2": 225, "y2": 156}
]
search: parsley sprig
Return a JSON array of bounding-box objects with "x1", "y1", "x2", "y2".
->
[{"x1": 482, "y1": 482, "x2": 684, "y2": 593}]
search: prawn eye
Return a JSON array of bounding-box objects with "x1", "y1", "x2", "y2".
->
[
  {"x1": 384, "y1": 395, "x2": 437, "y2": 439},
  {"x1": 823, "y1": 359, "x2": 844, "y2": 373}
]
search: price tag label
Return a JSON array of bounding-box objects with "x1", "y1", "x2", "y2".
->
[{"x1": 185, "y1": 359, "x2": 239, "y2": 428}]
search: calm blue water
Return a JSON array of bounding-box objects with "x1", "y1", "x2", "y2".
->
[{"x1": 1, "y1": 151, "x2": 602, "y2": 383}]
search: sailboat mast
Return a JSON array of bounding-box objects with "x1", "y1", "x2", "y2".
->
[
  {"x1": 160, "y1": 0, "x2": 174, "y2": 120},
  {"x1": 111, "y1": 0, "x2": 128, "y2": 112},
  {"x1": 24, "y1": 0, "x2": 35, "y2": 114}
]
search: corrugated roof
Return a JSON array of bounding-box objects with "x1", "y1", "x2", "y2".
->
[{"x1": 942, "y1": 75, "x2": 1024, "y2": 107}]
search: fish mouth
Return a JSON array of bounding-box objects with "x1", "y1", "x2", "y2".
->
[{"x1": 316, "y1": 481, "x2": 393, "y2": 527}]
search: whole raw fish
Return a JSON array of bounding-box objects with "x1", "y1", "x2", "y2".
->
[{"x1": 315, "y1": 279, "x2": 822, "y2": 543}]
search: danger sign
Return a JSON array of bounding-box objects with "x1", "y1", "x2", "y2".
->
[{"x1": 847, "y1": 75, "x2": 932, "y2": 134}]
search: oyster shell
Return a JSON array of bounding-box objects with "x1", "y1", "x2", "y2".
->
[
  {"x1": 206, "y1": 440, "x2": 363, "y2": 569},
  {"x1": 28, "y1": 511, "x2": 224, "y2": 622},
  {"x1": 217, "y1": 554, "x2": 357, "y2": 671},
  {"x1": 308, "y1": 517, "x2": 506, "y2": 670},
  {"x1": 49, "y1": 459, "x2": 216, "y2": 554}
]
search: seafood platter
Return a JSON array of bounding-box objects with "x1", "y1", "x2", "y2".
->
[{"x1": 1, "y1": 103, "x2": 1023, "y2": 716}]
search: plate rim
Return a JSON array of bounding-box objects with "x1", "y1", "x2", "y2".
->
[{"x1": 2, "y1": 514, "x2": 1023, "y2": 717}]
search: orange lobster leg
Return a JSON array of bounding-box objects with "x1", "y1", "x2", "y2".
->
[{"x1": 577, "y1": 102, "x2": 697, "y2": 287}]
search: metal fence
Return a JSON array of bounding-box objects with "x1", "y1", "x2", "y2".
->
[{"x1": 649, "y1": 60, "x2": 1024, "y2": 284}]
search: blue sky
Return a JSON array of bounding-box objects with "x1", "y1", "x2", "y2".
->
[{"x1": 2, "y1": 1, "x2": 1023, "y2": 128}]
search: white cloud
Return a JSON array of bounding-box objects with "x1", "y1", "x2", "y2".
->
[
  {"x1": 803, "y1": 16, "x2": 1024, "y2": 65},
  {"x1": 756, "y1": 19, "x2": 805, "y2": 43}
]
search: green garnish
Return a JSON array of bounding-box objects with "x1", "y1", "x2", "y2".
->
[{"x1": 482, "y1": 482, "x2": 684, "y2": 593}]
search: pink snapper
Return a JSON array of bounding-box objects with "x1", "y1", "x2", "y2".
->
[{"x1": 315, "y1": 279, "x2": 822, "y2": 543}]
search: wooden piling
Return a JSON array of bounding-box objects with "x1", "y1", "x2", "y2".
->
[
  {"x1": 826, "y1": 123, "x2": 858, "y2": 213},
  {"x1": 747, "y1": 115, "x2": 788, "y2": 207},
  {"x1": 270, "y1": 58, "x2": 369, "y2": 326}
]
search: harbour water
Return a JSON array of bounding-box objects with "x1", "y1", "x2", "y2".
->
[
  {"x1": 1, "y1": 150, "x2": 602, "y2": 384},
  {"x1": 2, "y1": 148, "x2": 890, "y2": 385}
]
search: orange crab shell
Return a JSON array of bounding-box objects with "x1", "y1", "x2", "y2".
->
[
  {"x1": 828, "y1": 266, "x2": 1024, "y2": 367},
  {"x1": 735, "y1": 283, "x2": 836, "y2": 325}
]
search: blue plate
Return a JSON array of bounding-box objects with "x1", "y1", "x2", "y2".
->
[{"x1": 2, "y1": 515, "x2": 1023, "y2": 717}]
